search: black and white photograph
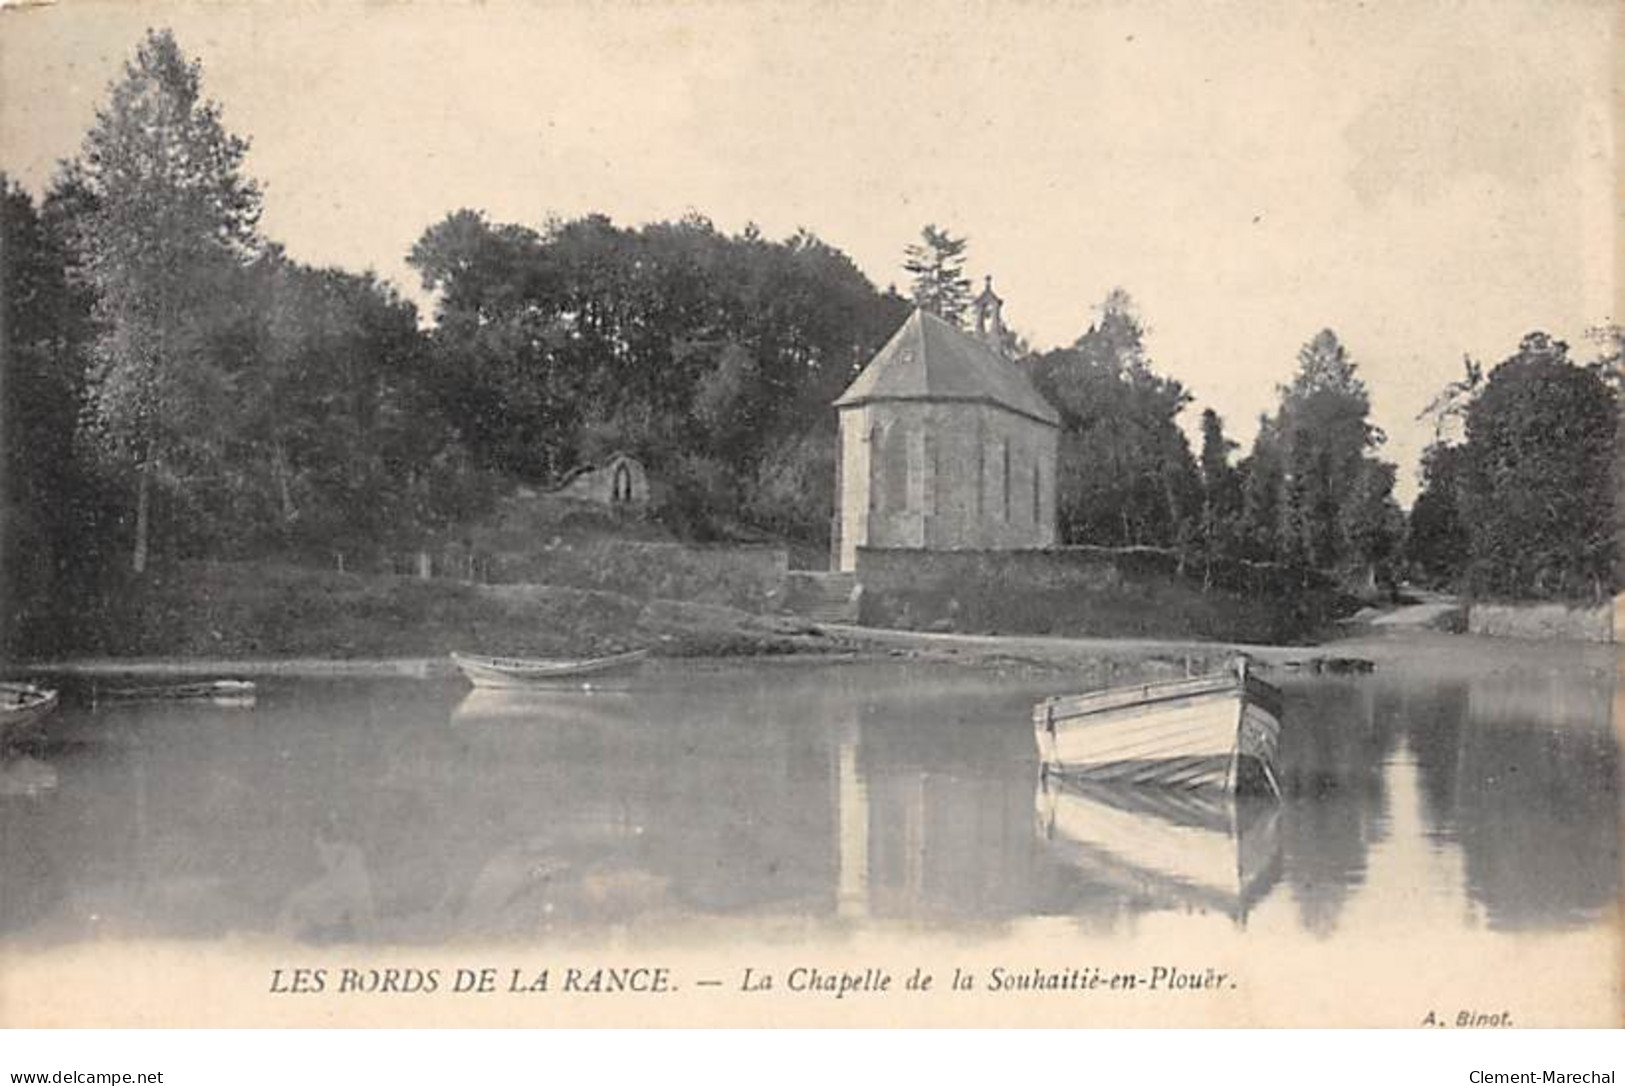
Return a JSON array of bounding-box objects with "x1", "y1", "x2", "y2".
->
[{"x1": 0, "y1": 0, "x2": 1619, "y2": 1036}]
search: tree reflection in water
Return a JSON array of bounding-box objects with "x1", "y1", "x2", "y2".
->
[{"x1": 0, "y1": 661, "x2": 1615, "y2": 944}]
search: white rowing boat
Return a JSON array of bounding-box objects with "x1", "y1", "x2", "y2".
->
[
  {"x1": 449, "y1": 649, "x2": 649, "y2": 689},
  {"x1": 1033, "y1": 656, "x2": 1283, "y2": 797}
]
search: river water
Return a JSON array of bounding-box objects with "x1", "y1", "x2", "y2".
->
[{"x1": 2, "y1": 652, "x2": 1616, "y2": 953}]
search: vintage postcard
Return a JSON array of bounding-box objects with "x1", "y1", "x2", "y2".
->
[{"x1": 0, "y1": 0, "x2": 1619, "y2": 1029}]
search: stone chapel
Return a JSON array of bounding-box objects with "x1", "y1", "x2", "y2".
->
[{"x1": 831, "y1": 281, "x2": 1060, "y2": 571}]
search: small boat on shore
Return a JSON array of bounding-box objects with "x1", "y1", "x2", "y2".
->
[
  {"x1": 0, "y1": 682, "x2": 59, "y2": 747},
  {"x1": 1034, "y1": 656, "x2": 1283, "y2": 797},
  {"x1": 450, "y1": 649, "x2": 649, "y2": 690},
  {"x1": 95, "y1": 679, "x2": 257, "y2": 708}
]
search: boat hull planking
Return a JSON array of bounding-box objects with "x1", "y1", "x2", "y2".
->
[{"x1": 1034, "y1": 668, "x2": 1282, "y2": 796}]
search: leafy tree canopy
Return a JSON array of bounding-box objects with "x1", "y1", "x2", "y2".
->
[
  {"x1": 1028, "y1": 290, "x2": 1199, "y2": 547},
  {"x1": 410, "y1": 208, "x2": 908, "y2": 537},
  {"x1": 1229, "y1": 329, "x2": 1401, "y2": 587},
  {"x1": 68, "y1": 28, "x2": 264, "y2": 571},
  {"x1": 1457, "y1": 332, "x2": 1616, "y2": 599}
]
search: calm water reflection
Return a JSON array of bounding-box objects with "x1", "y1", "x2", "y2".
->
[{"x1": 0, "y1": 659, "x2": 1617, "y2": 945}]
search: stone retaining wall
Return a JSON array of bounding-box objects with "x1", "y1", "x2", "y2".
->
[
  {"x1": 1466, "y1": 600, "x2": 1615, "y2": 643},
  {"x1": 851, "y1": 546, "x2": 1347, "y2": 643}
]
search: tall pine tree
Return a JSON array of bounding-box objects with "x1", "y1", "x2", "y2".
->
[{"x1": 902, "y1": 224, "x2": 972, "y2": 325}]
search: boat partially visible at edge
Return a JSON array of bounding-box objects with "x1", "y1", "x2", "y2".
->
[{"x1": 0, "y1": 682, "x2": 59, "y2": 748}]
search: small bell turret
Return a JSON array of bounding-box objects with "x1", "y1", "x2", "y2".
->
[{"x1": 973, "y1": 276, "x2": 1006, "y2": 353}]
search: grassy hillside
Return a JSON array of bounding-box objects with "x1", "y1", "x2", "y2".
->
[{"x1": 31, "y1": 560, "x2": 835, "y2": 661}]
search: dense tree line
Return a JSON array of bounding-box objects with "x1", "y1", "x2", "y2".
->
[
  {"x1": 9, "y1": 25, "x2": 1612, "y2": 658},
  {"x1": 1409, "y1": 332, "x2": 1617, "y2": 600},
  {"x1": 2, "y1": 175, "x2": 106, "y2": 649},
  {"x1": 1027, "y1": 290, "x2": 1201, "y2": 550},
  {"x1": 1021, "y1": 293, "x2": 1401, "y2": 592},
  {"x1": 1231, "y1": 330, "x2": 1404, "y2": 590},
  {"x1": 0, "y1": 31, "x2": 480, "y2": 652},
  {"x1": 408, "y1": 209, "x2": 909, "y2": 537},
  {"x1": 3, "y1": 25, "x2": 914, "y2": 637}
]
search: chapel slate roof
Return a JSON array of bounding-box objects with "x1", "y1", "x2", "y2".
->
[{"x1": 833, "y1": 308, "x2": 1060, "y2": 426}]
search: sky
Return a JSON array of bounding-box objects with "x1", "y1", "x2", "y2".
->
[{"x1": 1, "y1": 0, "x2": 1617, "y2": 502}]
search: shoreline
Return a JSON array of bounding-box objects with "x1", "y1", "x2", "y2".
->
[
  {"x1": 14, "y1": 656, "x2": 453, "y2": 679},
  {"x1": 12, "y1": 621, "x2": 1616, "y2": 682}
]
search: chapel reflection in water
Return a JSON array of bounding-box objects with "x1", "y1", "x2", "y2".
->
[{"x1": 0, "y1": 660, "x2": 1615, "y2": 945}]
